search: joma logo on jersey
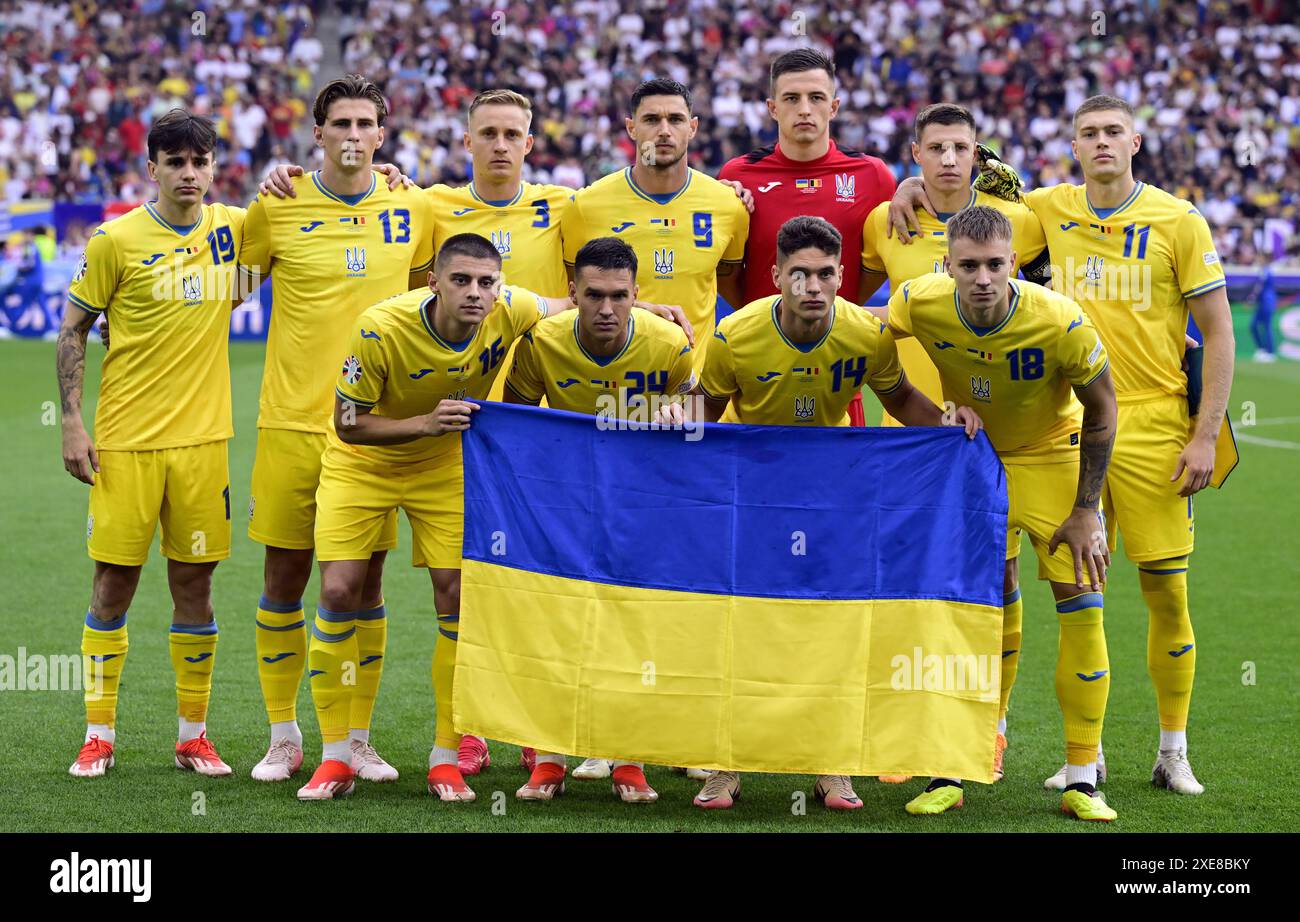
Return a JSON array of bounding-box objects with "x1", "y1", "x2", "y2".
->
[
  {"x1": 491, "y1": 230, "x2": 511, "y2": 256},
  {"x1": 834, "y1": 173, "x2": 855, "y2": 201},
  {"x1": 181, "y1": 273, "x2": 203, "y2": 303},
  {"x1": 970, "y1": 375, "x2": 992, "y2": 402},
  {"x1": 654, "y1": 248, "x2": 674, "y2": 277},
  {"x1": 345, "y1": 247, "x2": 367, "y2": 274},
  {"x1": 793, "y1": 395, "x2": 816, "y2": 419}
]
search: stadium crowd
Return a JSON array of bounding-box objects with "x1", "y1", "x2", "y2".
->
[
  {"x1": 0, "y1": 0, "x2": 1295, "y2": 263},
  {"x1": 0, "y1": 0, "x2": 323, "y2": 206}
]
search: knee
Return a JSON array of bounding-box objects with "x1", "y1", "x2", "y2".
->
[
  {"x1": 318, "y1": 570, "x2": 361, "y2": 614},
  {"x1": 91, "y1": 564, "x2": 139, "y2": 616},
  {"x1": 430, "y1": 569, "x2": 461, "y2": 613},
  {"x1": 263, "y1": 548, "x2": 312, "y2": 601}
]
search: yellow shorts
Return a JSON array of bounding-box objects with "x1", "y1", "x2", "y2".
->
[
  {"x1": 88, "y1": 441, "x2": 230, "y2": 566},
  {"x1": 1103, "y1": 396, "x2": 1194, "y2": 563},
  {"x1": 882, "y1": 337, "x2": 944, "y2": 426},
  {"x1": 249, "y1": 428, "x2": 397, "y2": 552},
  {"x1": 314, "y1": 443, "x2": 463, "y2": 568},
  {"x1": 1005, "y1": 459, "x2": 1096, "y2": 584}
]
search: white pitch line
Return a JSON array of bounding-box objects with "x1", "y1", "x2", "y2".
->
[
  {"x1": 1237, "y1": 433, "x2": 1300, "y2": 451},
  {"x1": 1250, "y1": 416, "x2": 1300, "y2": 426}
]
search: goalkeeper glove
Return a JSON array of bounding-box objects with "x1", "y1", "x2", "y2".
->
[{"x1": 974, "y1": 144, "x2": 1025, "y2": 203}]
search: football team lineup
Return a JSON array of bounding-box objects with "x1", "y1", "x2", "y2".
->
[{"x1": 43, "y1": 49, "x2": 1251, "y2": 827}]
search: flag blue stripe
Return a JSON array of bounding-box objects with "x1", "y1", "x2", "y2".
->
[{"x1": 462, "y1": 404, "x2": 1007, "y2": 606}]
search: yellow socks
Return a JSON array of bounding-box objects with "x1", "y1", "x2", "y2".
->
[
  {"x1": 350, "y1": 602, "x2": 387, "y2": 737},
  {"x1": 254, "y1": 596, "x2": 306, "y2": 725},
  {"x1": 1140, "y1": 558, "x2": 1194, "y2": 732},
  {"x1": 169, "y1": 618, "x2": 219, "y2": 725},
  {"x1": 308, "y1": 606, "x2": 357, "y2": 745},
  {"x1": 433, "y1": 613, "x2": 460, "y2": 751},
  {"x1": 82, "y1": 610, "x2": 128, "y2": 729},
  {"x1": 1054, "y1": 592, "x2": 1110, "y2": 768},
  {"x1": 999, "y1": 586, "x2": 1023, "y2": 722}
]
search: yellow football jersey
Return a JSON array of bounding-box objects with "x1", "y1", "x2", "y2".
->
[
  {"x1": 561, "y1": 167, "x2": 749, "y2": 370},
  {"x1": 861, "y1": 189, "x2": 1047, "y2": 283},
  {"x1": 887, "y1": 274, "x2": 1109, "y2": 462},
  {"x1": 427, "y1": 181, "x2": 573, "y2": 298},
  {"x1": 701, "y1": 295, "x2": 903, "y2": 426},
  {"x1": 240, "y1": 170, "x2": 435, "y2": 434},
  {"x1": 861, "y1": 190, "x2": 1048, "y2": 419},
  {"x1": 68, "y1": 201, "x2": 246, "y2": 451},
  {"x1": 1023, "y1": 181, "x2": 1224, "y2": 401},
  {"x1": 332, "y1": 284, "x2": 549, "y2": 466},
  {"x1": 505, "y1": 307, "x2": 696, "y2": 414}
]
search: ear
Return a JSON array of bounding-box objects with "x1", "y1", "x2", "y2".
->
[
  {"x1": 829, "y1": 95, "x2": 841, "y2": 119},
  {"x1": 943, "y1": 254, "x2": 952, "y2": 277},
  {"x1": 766, "y1": 97, "x2": 777, "y2": 121},
  {"x1": 427, "y1": 269, "x2": 437, "y2": 293},
  {"x1": 568, "y1": 278, "x2": 577, "y2": 305},
  {"x1": 624, "y1": 117, "x2": 635, "y2": 141},
  {"x1": 524, "y1": 133, "x2": 535, "y2": 156},
  {"x1": 688, "y1": 115, "x2": 699, "y2": 139},
  {"x1": 146, "y1": 159, "x2": 158, "y2": 182},
  {"x1": 910, "y1": 140, "x2": 921, "y2": 165},
  {"x1": 462, "y1": 131, "x2": 472, "y2": 152},
  {"x1": 770, "y1": 262, "x2": 781, "y2": 290},
  {"x1": 313, "y1": 125, "x2": 324, "y2": 148},
  {"x1": 375, "y1": 125, "x2": 385, "y2": 151}
]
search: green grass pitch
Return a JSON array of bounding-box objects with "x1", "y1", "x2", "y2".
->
[{"x1": 1, "y1": 314, "x2": 1295, "y2": 832}]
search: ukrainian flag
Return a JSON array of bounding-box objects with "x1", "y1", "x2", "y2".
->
[{"x1": 455, "y1": 405, "x2": 1007, "y2": 781}]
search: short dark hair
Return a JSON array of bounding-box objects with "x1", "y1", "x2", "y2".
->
[
  {"x1": 147, "y1": 108, "x2": 217, "y2": 161},
  {"x1": 769, "y1": 48, "x2": 835, "y2": 95},
  {"x1": 945, "y1": 205, "x2": 1013, "y2": 245},
  {"x1": 629, "y1": 78, "x2": 692, "y2": 116},
  {"x1": 314, "y1": 73, "x2": 388, "y2": 127},
  {"x1": 776, "y1": 216, "x2": 842, "y2": 262},
  {"x1": 1073, "y1": 94, "x2": 1135, "y2": 132},
  {"x1": 435, "y1": 233, "x2": 503, "y2": 271},
  {"x1": 914, "y1": 103, "x2": 976, "y2": 142},
  {"x1": 574, "y1": 237, "x2": 638, "y2": 281}
]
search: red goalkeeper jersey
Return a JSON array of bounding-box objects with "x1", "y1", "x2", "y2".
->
[{"x1": 718, "y1": 139, "x2": 896, "y2": 305}]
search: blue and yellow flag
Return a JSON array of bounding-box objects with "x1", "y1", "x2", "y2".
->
[{"x1": 455, "y1": 405, "x2": 1008, "y2": 781}]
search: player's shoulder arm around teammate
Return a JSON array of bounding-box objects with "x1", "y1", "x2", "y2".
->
[
  {"x1": 1058, "y1": 300, "x2": 1111, "y2": 389},
  {"x1": 559, "y1": 186, "x2": 584, "y2": 273},
  {"x1": 883, "y1": 277, "x2": 917, "y2": 338},
  {"x1": 696, "y1": 314, "x2": 738, "y2": 422},
  {"x1": 238, "y1": 193, "x2": 274, "y2": 279},
  {"x1": 502, "y1": 324, "x2": 544, "y2": 406},
  {"x1": 406, "y1": 188, "x2": 436, "y2": 284}
]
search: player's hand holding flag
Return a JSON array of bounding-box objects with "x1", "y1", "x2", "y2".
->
[
  {"x1": 421, "y1": 399, "x2": 481, "y2": 436},
  {"x1": 1048, "y1": 508, "x2": 1110, "y2": 591},
  {"x1": 942, "y1": 402, "x2": 985, "y2": 439}
]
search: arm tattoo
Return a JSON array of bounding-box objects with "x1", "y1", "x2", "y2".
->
[
  {"x1": 1074, "y1": 407, "x2": 1115, "y2": 509},
  {"x1": 56, "y1": 313, "x2": 96, "y2": 417}
]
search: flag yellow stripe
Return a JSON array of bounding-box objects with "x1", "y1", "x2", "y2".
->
[{"x1": 455, "y1": 559, "x2": 1001, "y2": 780}]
